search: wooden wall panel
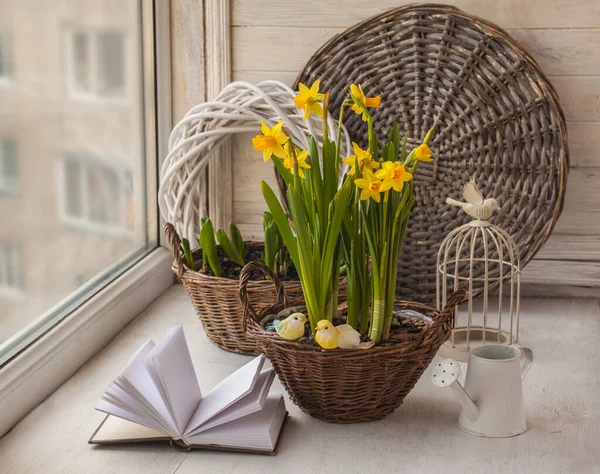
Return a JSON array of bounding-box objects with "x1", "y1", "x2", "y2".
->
[
  {"x1": 224, "y1": 1, "x2": 600, "y2": 289},
  {"x1": 232, "y1": 27, "x2": 600, "y2": 77},
  {"x1": 232, "y1": 0, "x2": 600, "y2": 29}
]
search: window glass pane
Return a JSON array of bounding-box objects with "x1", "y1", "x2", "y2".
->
[
  {"x1": 96, "y1": 31, "x2": 125, "y2": 98},
  {"x1": 0, "y1": 33, "x2": 12, "y2": 79},
  {"x1": 0, "y1": 1, "x2": 154, "y2": 361},
  {"x1": 0, "y1": 244, "x2": 20, "y2": 290},
  {"x1": 0, "y1": 139, "x2": 18, "y2": 192},
  {"x1": 64, "y1": 158, "x2": 83, "y2": 218},
  {"x1": 71, "y1": 31, "x2": 91, "y2": 94}
]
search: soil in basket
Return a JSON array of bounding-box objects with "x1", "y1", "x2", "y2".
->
[
  {"x1": 267, "y1": 308, "x2": 428, "y2": 346},
  {"x1": 199, "y1": 244, "x2": 299, "y2": 281}
]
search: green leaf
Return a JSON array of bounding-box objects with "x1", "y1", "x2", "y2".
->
[
  {"x1": 263, "y1": 212, "x2": 282, "y2": 271},
  {"x1": 260, "y1": 181, "x2": 300, "y2": 278},
  {"x1": 229, "y1": 222, "x2": 244, "y2": 259},
  {"x1": 272, "y1": 157, "x2": 293, "y2": 188},
  {"x1": 216, "y1": 229, "x2": 245, "y2": 267},
  {"x1": 424, "y1": 125, "x2": 435, "y2": 145},
  {"x1": 319, "y1": 180, "x2": 352, "y2": 307},
  {"x1": 369, "y1": 130, "x2": 378, "y2": 160},
  {"x1": 389, "y1": 121, "x2": 400, "y2": 161},
  {"x1": 181, "y1": 237, "x2": 195, "y2": 271},
  {"x1": 199, "y1": 219, "x2": 222, "y2": 277}
]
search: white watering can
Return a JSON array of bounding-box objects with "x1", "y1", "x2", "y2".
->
[{"x1": 432, "y1": 344, "x2": 533, "y2": 437}]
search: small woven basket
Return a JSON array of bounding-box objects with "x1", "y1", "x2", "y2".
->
[
  {"x1": 240, "y1": 260, "x2": 467, "y2": 423},
  {"x1": 165, "y1": 223, "x2": 345, "y2": 355}
]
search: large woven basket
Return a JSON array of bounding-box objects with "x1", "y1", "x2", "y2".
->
[
  {"x1": 240, "y1": 261, "x2": 467, "y2": 423},
  {"x1": 293, "y1": 4, "x2": 569, "y2": 303}
]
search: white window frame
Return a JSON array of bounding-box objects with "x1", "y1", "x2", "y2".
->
[
  {"x1": 58, "y1": 153, "x2": 135, "y2": 239},
  {"x1": 0, "y1": 138, "x2": 18, "y2": 195},
  {"x1": 0, "y1": 0, "x2": 175, "y2": 437},
  {"x1": 63, "y1": 26, "x2": 129, "y2": 104}
]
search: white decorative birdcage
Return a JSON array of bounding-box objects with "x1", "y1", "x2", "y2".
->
[{"x1": 436, "y1": 179, "x2": 521, "y2": 362}]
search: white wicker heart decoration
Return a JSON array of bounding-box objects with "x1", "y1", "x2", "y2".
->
[{"x1": 158, "y1": 80, "x2": 351, "y2": 242}]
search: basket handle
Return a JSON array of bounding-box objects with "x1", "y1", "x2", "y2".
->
[
  {"x1": 429, "y1": 284, "x2": 469, "y2": 333},
  {"x1": 239, "y1": 260, "x2": 287, "y2": 332},
  {"x1": 164, "y1": 222, "x2": 186, "y2": 279}
]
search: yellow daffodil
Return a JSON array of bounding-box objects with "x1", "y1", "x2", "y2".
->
[
  {"x1": 376, "y1": 161, "x2": 413, "y2": 192},
  {"x1": 293, "y1": 80, "x2": 325, "y2": 121},
  {"x1": 342, "y1": 142, "x2": 379, "y2": 176},
  {"x1": 413, "y1": 144, "x2": 432, "y2": 162},
  {"x1": 282, "y1": 143, "x2": 311, "y2": 179},
  {"x1": 252, "y1": 120, "x2": 289, "y2": 162},
  {"x1": 354, "y1": 168, "x2": 384, "y2": 203},
  {"x1": 349, "y1": 84, "x2": 381, "y2": 121}
]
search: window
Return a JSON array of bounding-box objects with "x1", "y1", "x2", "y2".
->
[
  {"x1": 64, "y1": 28, "x2": 126, "y2": 100},
  {"x1": 0, "y1": 0, "x2": 159, "y2": 365},
  {"x1": 0, "y1": 139, "x2": 18, "y2": 194},
  {"x1": 59, "y1": 155, "x2": 134, "y2": 236},
  {"x1": 0, "y1": 33, "x2": 12, "y2": 82},
  {"x1": 0, "y1": 244, "x2": 21, "y2": 293}
]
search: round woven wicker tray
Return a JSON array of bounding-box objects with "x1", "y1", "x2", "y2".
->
[{"x1": 293, "y1": 4, "x2": 569, "y2": 303}]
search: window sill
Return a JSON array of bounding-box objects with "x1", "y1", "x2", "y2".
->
[
  {"x1": 0, "y1": 286, "x2": 599, "y2": 471},
  {"x1": 0, "y1": 246, "x2": 174, "y2": 437}
]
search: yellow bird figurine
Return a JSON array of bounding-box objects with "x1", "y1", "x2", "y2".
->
[
  {"x1": 315, "y1": 320, "x2": 339, "y2": 349},
  {"x1": 274, "y1": 312, "x2": 306, "y2": 341}
]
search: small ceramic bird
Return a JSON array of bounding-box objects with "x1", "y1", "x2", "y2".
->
[
  {"x1": 446, "y1": 178, "x2": 500, "y2": 221},
  {"x1": 335, "y1": 324, "x2": 362, "y2": 349},
  {"x1": 315, "y1": 320, "x2": 339, "y2": 349},
  {"x1": 273, "y1": 312, "x2": 306, "y2": 341},
  {"x1": 315, "y1": 321, "x2": 374, "y2": 350}
]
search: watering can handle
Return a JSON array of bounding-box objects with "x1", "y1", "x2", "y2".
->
[{"x1": 518, "y1": 346, "x2": 534, "y2": 380}]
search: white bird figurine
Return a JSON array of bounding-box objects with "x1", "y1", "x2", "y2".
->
[
  {"x1": 335, "y1": 324, "x2": 363, "y2": 349},
  {"x1": 273, "y1": 312, "x2": 307, "y2": 341},
  {"x1": 446, "y1": 178, "x2": 500, "y2": 221}
]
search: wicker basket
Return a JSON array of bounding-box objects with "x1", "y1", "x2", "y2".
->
[
  {"x1": 240, "y1": 261, "x2": 467, "y2": 423},
  {"x1": 165, "y1": 223, "x2": 345, "y2": 355},
  {"x1": 292, "y1": 4, "x2": 569, "y2": 304}
]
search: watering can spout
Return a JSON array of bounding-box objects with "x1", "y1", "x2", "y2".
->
[{"x1": 432, "y1": 358, "x2": 479, "y2": 422}]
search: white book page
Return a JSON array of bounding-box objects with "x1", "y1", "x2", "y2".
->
[
  {"x1": 90, "y1": 415, "x2": 170, "y2": 444},
  {"x1": 188, "y1": 369, "x2": 275, "y2": 435},
  {"x1": 96, "y1": 340, "x2": 173, "y2": 434},
  {"x1": 101, "y1": 384, "x2": 163, "y2": 429},
  {"x1": 185, "y1": 394, "x2": 285, "y2": 450},
  {"x1": 184, "y1": 355, "x2": 265, "y2": 435},
  {"x1": 117, "y1": 345, "x2": 176, "y2": 432},
  {"x1": 96, "y1": 400, "x2": 165, "y2": 433},
  {"x1": 144, "y1": 326, "x2": 202, "y2": 435}
]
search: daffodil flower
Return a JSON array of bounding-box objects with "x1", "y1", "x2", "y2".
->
[
  {"x1": 282, "y1": 143, "x2": 311, "y2": 179},
  {"x1": 252, "y1": 120, "x2": 289, "y2": 162},
  {"x1": 376, "y1": 161, "x2": 413, "y2": 192},
  {"x1": 349, "y1": 84, "x2": 381, "y2": 121},
  {"x1": 354, "y1": 168, "x2": 384, "y2": 203},
  {"x1": 293, "y1": 80, "x2": 325, "y2": 121},
  {"x1": 413, "y1": 144, "x2": 432, "y2": 162},
  {"x1": 342, "y1": 142, "x2": 379, "y2": 176}
]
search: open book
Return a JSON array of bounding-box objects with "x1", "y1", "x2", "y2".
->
[{"x1": 89, "y1": 326, "x2": 287, "y2": 454}]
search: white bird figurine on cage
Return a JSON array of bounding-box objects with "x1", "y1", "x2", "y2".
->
[{"x1": 446, "y1": 178, "x2": 500, "y2": 221}]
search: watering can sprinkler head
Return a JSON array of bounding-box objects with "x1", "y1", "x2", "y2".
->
[{"x1": 432, "y1": 358, "x2": 479, "y2": 422}]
